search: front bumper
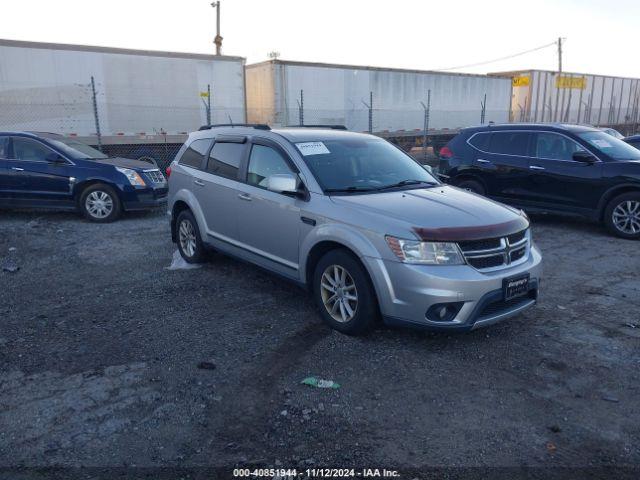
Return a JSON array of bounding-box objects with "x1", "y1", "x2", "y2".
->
[
  {"x1": 364, "y1": 244, "x2": 542, "y2": 332},
  {"x1": 121, "y1": 186, "x2": 168, "y2": 211}
]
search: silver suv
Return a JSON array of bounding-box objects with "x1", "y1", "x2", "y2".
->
[{"x1": 167, "y1": 124, "x2": 542, "y2": 335}]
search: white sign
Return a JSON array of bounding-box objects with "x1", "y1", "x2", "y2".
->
[{"x1": 296, "y1": 142, "x2": 330, "y2": 156}]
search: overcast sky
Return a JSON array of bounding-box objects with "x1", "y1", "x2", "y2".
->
[{"x1": 3, "y1": 0, "x2": 639, "y2": 78}]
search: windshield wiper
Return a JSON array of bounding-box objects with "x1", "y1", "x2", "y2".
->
[{"x1": 376, "y1": 179, "x2": 438, "y2": 190}]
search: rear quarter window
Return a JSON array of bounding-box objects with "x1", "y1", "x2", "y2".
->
[
  {"x1": 467, "y1": 132, "x2": 491, "y2": 151},
  {"x1": 179, "y1": 138, "x2": 212, "y2": 169}
]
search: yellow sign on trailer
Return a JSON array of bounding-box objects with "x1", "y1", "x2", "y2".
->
[
  {"x1": 512, "y1": 75, "x2": 530, "y2": 87},
  {"x1": 555, "y1": 76, "x2": 587, "y2": 89}
]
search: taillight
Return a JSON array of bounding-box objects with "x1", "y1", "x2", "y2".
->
[
  {"x1": 165, "y1": 166, "x2": 172, "y2": 178},
  {"x1": 439, "y1": 146, "x2": 454, "y2": 159}
]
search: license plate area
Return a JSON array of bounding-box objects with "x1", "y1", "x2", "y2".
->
[{"x1": 503, "y1": 273, "x2": 530, "y2": 301}]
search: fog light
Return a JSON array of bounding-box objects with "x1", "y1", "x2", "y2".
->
[{"x1": 426, "y1": 302, "x2": 464, "y2": 322}]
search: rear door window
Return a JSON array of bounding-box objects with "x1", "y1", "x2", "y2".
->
[
  {"x1": 179, "y1": 139, "x2": 212, "y2": 169},
  {"x1": 534, "y1": 132, "x2": 585, "y2": 161},
  {"x1": 0, "y1": 137, "x2": 8, "y2": 159},
  {"x1": 206, "y1": 142, "x2": 244, "y2": 180},
  {"x1": 489, "y1": 132, "x2": 531, "y2": 156}
]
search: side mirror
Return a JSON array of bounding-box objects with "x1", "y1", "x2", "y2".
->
[
  {"x1": 267, "y1": 173, "x2": 298, "y2": 194},
  {"x1": 572, "y1": 150, "x2": 596, "y2": 164},
  {"x1": 422, "y1": 164, "x2": 434, "y2": 174}
]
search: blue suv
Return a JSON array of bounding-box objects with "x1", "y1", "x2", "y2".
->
[{"x1": 0, "y1": 132, "x2": 168, "y2": 222}]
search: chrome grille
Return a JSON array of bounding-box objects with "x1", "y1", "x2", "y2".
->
[
  {"x1": 144, "y1": 169, "x2": 166, "y2": 184},
  {"x1": 458, "y1": 229, "x2": 530, "y2": 271}
]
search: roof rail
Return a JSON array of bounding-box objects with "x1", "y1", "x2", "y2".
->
[
  {"x1": 285, "y1": 124, "x2": 348, "y2": 130},
  {"x1": 198, "y1": 123, "x2": 271, "y2": 131}
]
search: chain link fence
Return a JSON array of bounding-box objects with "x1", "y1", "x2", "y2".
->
[{"x1": 3, "y1": 80, "x2": 640, "y2": 172}]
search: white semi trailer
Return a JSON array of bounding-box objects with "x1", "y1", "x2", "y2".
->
[
  {"x1": 246, "y1": 59, "x2": 512, "y2": 133},
  {"x1": 0, "y1": 38, "x2": 246, "y2": 166},
  {"x1": 494, "y1": 69, "x2": 640, "y2": 131}
]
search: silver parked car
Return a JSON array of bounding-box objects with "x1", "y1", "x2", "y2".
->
[{"x1": 167, "y1": 124, "x2": 542, "y2": 335}]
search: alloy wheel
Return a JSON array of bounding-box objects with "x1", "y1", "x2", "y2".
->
[
  {"x1": 612, "y1": 200, "x2": 640, "y2": 235},
  {"x1": 85, "y1": 191, "x2": 114, "y2": 219},
  {"x1": 320, "y1": 264, "x2": 358, "y2": 323},
  {"x1": 179, "y1": 219, "x2": 197, "y2": 257}
]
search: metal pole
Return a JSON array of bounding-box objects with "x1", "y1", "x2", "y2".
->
[
  {"x1": 576, "y1": 76, "x2": 584, "y2": 124},
  {"x1": 420, "y1": 90, "x2": 431, "y2": 163},
  {"x1": 554, "y1": 37, "x2": 562, "y2": 122},
  {"x1": 369, "y1": 91, "x2": 373, "y2": 133},
  {"x1": 90, "y1": 76, "x2": 102, "y2": 152},
  {"x1": 212, "y1": 2, "x2": 222, "y2": 55},
  {"x1": 207, "y1": 84, "x2": 212, "y2": 125},
  {"x1": 299, "y1": 89, "x2": 304, "y2": 126},
  {"x1": 480, "y1": 93, "x2": 486, "y2": 124}
]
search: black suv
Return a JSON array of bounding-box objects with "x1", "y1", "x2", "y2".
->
[{"x1": 439, "y1": 123, "x2": 640, "y2": 239}]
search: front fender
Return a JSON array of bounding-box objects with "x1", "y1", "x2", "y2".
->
[{"x1": 299, "y1": 221, "x2": 384, "y2": 282}]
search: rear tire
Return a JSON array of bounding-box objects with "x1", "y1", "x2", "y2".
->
[
  {"x1": 604, "y1": 192, "x2": 640, "y2": 239},
  {"x1": 313, "y1": 249, "x2": 379, "y2": 335},
  {"x1": 176, "y1": 210, "x2": 206, "y2": 263},
  {"x1": 79, "y1": 184, "x2": 121, "y2": 223},
  {"x1": 457, "y1": 179, "x2": 485, "y2": 195}
]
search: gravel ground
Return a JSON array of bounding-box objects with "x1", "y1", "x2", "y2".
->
[{"x1": 0, "y1": 209, "x2": 639, "y2": 477}]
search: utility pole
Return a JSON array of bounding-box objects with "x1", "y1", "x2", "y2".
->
[
  {"x1": 554, "y1": 36, "x2": 562, "y2": 122},
  {"x1": 557, "y1": 36, "x2": 562, "y2": 74},
  {"x1": 211, "y1": 1, "x2": 222, "y2": 55}
]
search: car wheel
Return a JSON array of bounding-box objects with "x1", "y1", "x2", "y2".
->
[
  {"x1": 313, "y1": 249, "x2": 379, "y2": 335},
  {"x1": 176, "y1": 210, "x2": 206, "y2": 263},
  {"x1": 457, "y1": 179, "x2": 485, "y2": 195},
  {"x1": 79, "y1": 184, "x2": 121, "y2": 222},
  {"x1": 604, "y1": 192, "x2": 640, "y2": 239}
]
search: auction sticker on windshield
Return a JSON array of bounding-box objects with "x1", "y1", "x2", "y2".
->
[{"x1": 296, "y1": 142, "x2": 330, "y2": 156}]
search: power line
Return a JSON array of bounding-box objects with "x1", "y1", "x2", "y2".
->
[{"x1": 434, "y1": 41, "x2": 558, "y2": 71}]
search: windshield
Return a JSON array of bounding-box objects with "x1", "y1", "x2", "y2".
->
[
  {"x1": 578, "y1": 131, "x2": 640, "y2": 161},
  {"x1": 47, "y1": 137, "x2": 108, "y2": 159},
  {"x1": 295, "y1": 137, "x2": 438, "y2": 192}
]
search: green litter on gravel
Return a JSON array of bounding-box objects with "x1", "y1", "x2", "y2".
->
[{"x1": 301, "y1": 377, "x2": 341, "y2": 389}]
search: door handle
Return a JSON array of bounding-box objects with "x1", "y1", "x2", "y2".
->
[
  {"x1": 529, "y1": 165, "x2": 546, "y2": 171},
  {"x1": 238, "y1": 193, "x2": 252, "y2": 201},
  {"x1": 476, "y1": 159, "x2": 491, "y2": 164},
  {"x1": 11, "y1": 167, "x2": 24, "y2": 171},
  {"x1": 193, "y1": 179, "x2": 205, "y2": 186}
]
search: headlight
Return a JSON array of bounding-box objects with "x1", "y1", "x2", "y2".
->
[
  {"x1": 385, "y1": 235, "x2": 465, "y2": 265},
  {"x1": 116, "y1": 167, "x2": 146, "y2": 187}
]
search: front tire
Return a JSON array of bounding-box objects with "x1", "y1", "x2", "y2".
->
[
  {"x1": 313, "y1": 249, "x2": 379, "y2": 335},
  {"x1": 457, "y1": 179, "x2": 486, "y2": 195},
  {"x1": 176, "y1": 210, "x2": 206, "y2": 263},
  {"x1": 604, "y1": 193, "x2": 640, "y2": 239},
  {"x1": 79, "y1": 184, "x2": 121, "y2": 223}
]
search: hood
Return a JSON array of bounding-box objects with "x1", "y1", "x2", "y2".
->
[
  {"x1": 94, "y1": 157, "x2": 157, "y2": 170},
  {"x1": 330, "y1": 185, "x2": 528, "y2": 241}
]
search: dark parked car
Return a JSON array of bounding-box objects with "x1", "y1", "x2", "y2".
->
[
  {"x1": 439, "y1": 123, "x2": 640, "y2": 239},
  {"x1": 624, "y1": 134, "x2": 640, "y2": 150},
  {"x1": 0, "y1": 132, "x2": 167, "y2": 222}
]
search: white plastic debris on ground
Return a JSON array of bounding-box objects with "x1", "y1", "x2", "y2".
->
[{"x1": 166, "y1": 250, "x2": 202, "y2": 271}]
